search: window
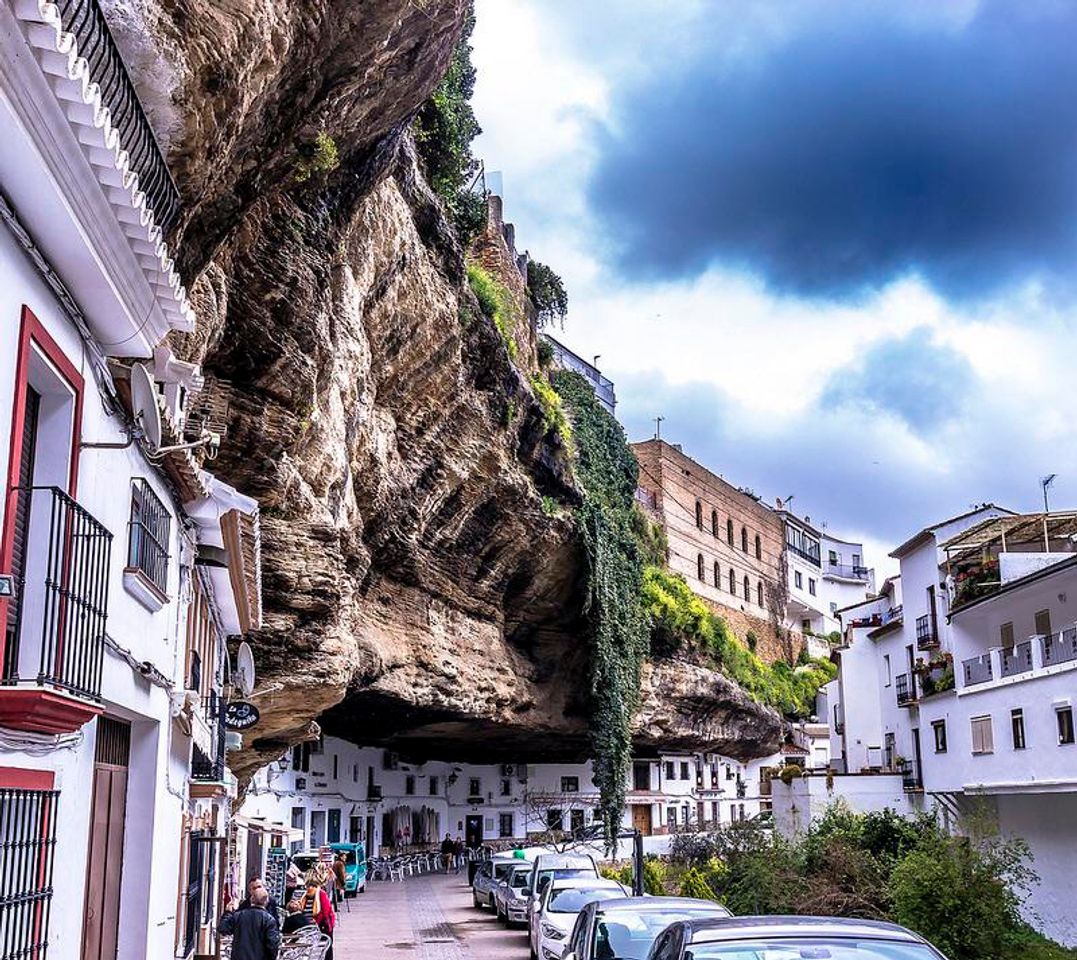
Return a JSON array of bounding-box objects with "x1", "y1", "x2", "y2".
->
[
  {"x1": 332, "y1": 755, "x2": 338, "y2": 779},
  {"x1": 971, "y1": 716, "x2": 994, "y2": 755},
  {"x1": 666, "y1": 807, "x2": 677, "y2": 828},
  {"x1": 311, "y1": 737, "x2": 324, "y2": 755},
  {"x1": 830, "y1": 602, "x2": 838, "y2": 615},
  {"x1": 743, "y1": 575, "x2": 750, "y2": 600},
  {"x1": 757, "y1": 581, "x2": 764, "y2": 607},
  {"x1": 1011, "y1": 709, "x2": 1026, "y2": 750},
  {"x1": 794, "y1": 570, "x2": 803, "y2": 589},
  {"x1": 404, "y1": 775, "x2": 415, "y2": 795},
  {"x1": 128, "y1": 478, "x2": 170, "y2": 595},
  {"x1": 801, "y1": 618, "x2": 811, "y2": 632},
  {"x1": 727, "y1": 519, "x2": 734, "y2": 545},
  {"x1": 808, "y1": 578, "x2": 817, "y2": 596},
  {"x1": 188, "y1": 650, "x2": 201, "y2": 692},
  {"x1": 633, "y1": 763, "x2": 651, "y2": 791},
  {"x1": 884, "y1": 655, "x2": 892, "y2": 687},
  {"x1": 711, "y1": 510, "x2": 719, "y2": 537},
  {"x1": 0, "y1": 775, "x2": 59, "y2": 960},
  {"x1": 570, "y1": 809, "x2": 585, "y2": 833},
  {"x1": 352, "y1": 764, "x2": 359, "y2": 783},
  {"x1": 561, "y1": 776, "x2": 580, "y2": 793},
  {"x1": 828, "y1": 550, "x2": 838, "y2": 566},
  {"x1": 755, "y1": 534, "x2": 762, "y2": 559},
  {"x1": 499, "y1": 813, "x2": 514, "y2": 838},
  {"x1": 741, "y1": 526, "x2": 749, "y2": 552},
  {"x1": 729, "y1": 569, "x2": 736, "y2": 595},
  {"x1": 932, "y1": 721, "x2": 947, "y2": 753},
  {"x1": 695, "y1": 500, "x2": 703, "y2": 529},
  {"x1": 1000, "y1": 622, "x2": 1015, "y2": 647},
  {"x1": 547, "y1": 809, "x2": 563, "y2": 831},
  {"x1": 429, "y1": 776, "x2": 439, "y2": 795},
  {"x1": 468, "y1": 777, "x2": 481, "y2": 797},
  {"x1": 291, "y1": 807, "x2": 304, "y2": 830},
  {"x1": 679, "y1": 761, "x2": 689, "y2": 780},
  {"x1": 682, "y1": 805, "x2": 690, "y2": 825},
  {"x1": 714, "y1": 561, "x2": 721, "y2": 588},
  {"x1": 292, "y1": 742, "x2": 312, "y2": 772},
  {"x1": 1057, "y1": 707, "x2": 1075, "y2": 745},
  {"x1": 852, "y1": 553, "x2": 860, "y2": 567},
  {"x1": 665, "y1": 760, "x2": 675, "y2": 779},
  {"x1": 697, "y1": 553, "x2": 705, "y2": 581},
  {"x1": 500, "y1": 778, "x2": 512, "y2": 796}
]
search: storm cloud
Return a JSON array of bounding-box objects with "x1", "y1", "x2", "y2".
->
[{"x1": 588, "y1": 2, "x2": 1077, "y2": 299}]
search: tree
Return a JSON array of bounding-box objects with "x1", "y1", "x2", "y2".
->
[
  {"x1": 522, "y1": 788, "x2": 599, "y2": 853},
  {"x1": 527, "y1": 260, "x2": 568, "y2": 327}
]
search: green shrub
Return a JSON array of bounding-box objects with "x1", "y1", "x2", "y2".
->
[
  {"x1": 527, "y1": 260, "x2": 568, "y2": 326},
  {"x1": 642, "y1": 857, "x2": 667, "y2": 895},
  {"x1": 466, "y1": 263, "x2": 518, "y2": 359},
  {"x1": 529, "y1": 374, "x2": 572, "y2": 450},
  {"x1": 293, "y1": 130, "x2": 340, "y2": 183},
  {"x1": 679, "y1": 866, "x2": 717, "y2": 900},
  {"x1": 537, "y1": 337, "x2": 554, "y2": 368}
]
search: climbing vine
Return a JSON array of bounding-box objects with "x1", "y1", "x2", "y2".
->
[{"x1": 552, "y1": 371, "x2": 650, "y2": 848}]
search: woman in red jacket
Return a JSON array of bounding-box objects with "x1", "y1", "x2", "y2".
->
[{"x1": 301, "y1": 880, "x2": 336, "y2": 958}]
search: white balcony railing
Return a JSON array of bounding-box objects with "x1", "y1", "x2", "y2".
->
[{"x1": 960, "y1": 624, "x2": 1077, "y2": 692}]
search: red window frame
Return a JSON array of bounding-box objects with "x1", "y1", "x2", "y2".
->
[{"x1": 0, "y1": 305, "x2": 84, "y2": 671}]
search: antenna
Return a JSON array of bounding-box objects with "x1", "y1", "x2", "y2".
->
[
  {"x1": 654, "y1": 416, "x2": 664, "y2": 440},
  {"x1": 235, "y1": 641, "x2": 256, "y2": 698},
  {"x1": 129, "y1": 363, "x2": 163, "y2": 452}
]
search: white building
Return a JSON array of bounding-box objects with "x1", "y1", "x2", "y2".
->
[{"x1": 0, "y1": 3, "x2": 261, "y2": 957}]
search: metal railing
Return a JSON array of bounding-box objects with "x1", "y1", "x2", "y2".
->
[
  {"x1": 962, "y1": 654, "x2": 993, "y2": 686},
  {"x1": 1042, "y1": 627, "x2": 1077, "y2": 667},
  {"x1": 826, "y1": 561, "x2": 872, "y2": 581},
  {"x1": 1000, "y1": 641, "x2": 1033, "y2": 678},
  {"x1": 2, "y1": 486, "x2": 111, "y2": 699},
  {"x1": 191, "y1": 693, "x2": 226, "y2": 782},
  {"x1": 52, "y1": 0, "x2": 180, "y2": 229},
  {"x1": 127, "y1": 479, "x2": 170, "y2": 595},
  {"x1": 0, "y1": 787, "x2": 60, "y2": 959},
  {"x1": 882, "y1": 605, "x2": 903, "y2": 625},
  {"x1": 787, "y1": 543, "x2": 821, "y2": 567},
  {"x1": 916, "y1": 613, "x2": 939, "y2": 650},
  {"x1": 895, "y1": 673, "x2": 916, "y2": 705},
  {"x1": 896, "y1": 759, "x2": 922, "y2": 791}
]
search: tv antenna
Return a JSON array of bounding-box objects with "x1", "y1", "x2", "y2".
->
[{"x1": 653, "y1": 416, "x2": 664, "y2": 440}]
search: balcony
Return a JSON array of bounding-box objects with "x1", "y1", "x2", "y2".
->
[
  {"x1": 191, "y1": 693, "x2": 227, "y2": 790},
  {"x1": 896, "y1": 759, "x2": 923, "y2": 792},
  {"x1": 915, "y1": 613, "x2": 939, "y2": 650},
  {"x1": 962, "y1": 653, "x2": 994, "y2": 687},
  {"x1": 1000, "y1": 641, "x2": 1033, "y2": 679},
  {"x1": 826, "y1": 561, "x2": 872, "y2": 582},
  {"x1": 788, "y1": 543, "x2": 821, "y2": 567},
  {"x1": 1042, "y1": 627, "x2": 1077, "y2": 667},
  {"x1": 895, "y1": 673, "x2": 917, "y2": 706},
  {"x1": 0, "y1": 487, "x2": 112, "y2": 733}
]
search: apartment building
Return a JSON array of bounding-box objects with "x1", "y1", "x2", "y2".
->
[
  {"x1": 0, "y1": 3, "x2": 262, "y2": 957},
  {"x1": 543, "y1": 334, "x2": 617, "y2": 415}
]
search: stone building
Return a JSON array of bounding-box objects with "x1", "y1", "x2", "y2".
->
[{"x1": 633, "y1": 438, "x2": 792, "y2": 659}]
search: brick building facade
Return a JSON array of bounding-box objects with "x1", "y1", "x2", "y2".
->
[{"x1": 633, "y1": 439, "x2": 796, "y2": 661}]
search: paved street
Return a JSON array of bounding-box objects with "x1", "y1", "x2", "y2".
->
[{"x1": 333, "y1": 872, "x2": 530, "y2": 959}]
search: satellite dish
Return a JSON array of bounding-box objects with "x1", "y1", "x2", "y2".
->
[
  {"x1": 235, "y1": 641, "x2": 256, "y2": 697},
  {"x1": 130, "y1": 363, "x2": 162, "y2": 452}
]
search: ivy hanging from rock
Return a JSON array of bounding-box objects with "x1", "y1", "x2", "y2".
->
[{"x1": 552, "y1": 370, "x2": 650, "y2": 847}]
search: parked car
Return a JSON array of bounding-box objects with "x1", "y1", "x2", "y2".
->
[
  {"x1": 473, "y1": 854, "x2": 527, "y2": 909},
  {"x1": 329, "y1": 841, "x2": 367, "y2": 895},
  {"x1": 561, "y1": 896, "x2": 732, "y2": 960},
  {"x1": 645, "y1": 916, "x2": 950, "y2": 960},
  {"x1": 493, "y1": 860, "x2": 536, "y2": 925},
  {"x1": 531, "y1": 878, "x2": 628, "y2": 960},
  {"x1": 526, "y1": 852, "x2": 601, "y2": 940}
]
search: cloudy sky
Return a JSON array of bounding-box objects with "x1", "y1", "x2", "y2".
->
[{"x1": 470, "y1": 0, "x2": 1077, "y2": 573}]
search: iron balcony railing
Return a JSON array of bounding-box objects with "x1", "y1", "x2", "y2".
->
[
  {"x1": 1042, "y1": 627, "x2": 1077, "y2": 667},
  {"x1": 1000, "y1": 641, "x2": 1034, "y2": 679},
  {"x1": 2, "y1": 486, "x2": 111, "y2": 700},
  {"x1": 787, "y1": 542, "x2": 821, "y2": 567},
  {"x1": 882, "y1": 604, "x2": 903, "y2": 625},
  {"x1": 962, "y1": 653, "x2": 994, "y2": 686},
  {"x1": 0, "y1": 787, "x2": 60, "y2": 960},
  {"x1": 896, "y1": 759, "x2": 922, "y2": 791},
  {"x1": 915, "y1": 613, "x2": 939, "y2": 650},
  {"x1": 52, "y1": 0, "x2": 180, "y2": 229},
  {"x1": 895, "y1": 673, "x2": 916, "y2": 706},
  {"x1": 191, "y1": 692, "x2": 226, "y2": 782},
  {"x1": 826, "y1": 561, "x2": 872, "y2": 581}
]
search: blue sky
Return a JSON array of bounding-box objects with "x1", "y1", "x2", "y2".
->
[{"x1": 471, "y1": 0, "x2": 1077, "y2": 573}]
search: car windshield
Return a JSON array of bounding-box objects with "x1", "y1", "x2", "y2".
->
[
  {"x1": 595, "y1": 909, "x2": 731, "y2": 959},
  {"x1": 510, "y1": 869, "x2": 532, "y2": 888},
  {"x1": 685, "y1": 938, "x2": 941, "y2": 960},
  {"x1": 538, "y1": 867, "x2": 595, "y2": 892},
  {"x1": 548, "y1": 888, "x2": 623, "y2": 913},
  {"x1": 493, "y1": 863, "x2": 516, "y2": 880}
]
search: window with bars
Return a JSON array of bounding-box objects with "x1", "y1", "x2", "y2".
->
[
  {"x1": 0, "y1": 786, "x2": 60, "y2": 959},
  {"x1": 128, "y1": 478, "x2": 170, "y2": 595}
]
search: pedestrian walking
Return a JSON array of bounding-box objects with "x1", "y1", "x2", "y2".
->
[
  {"x1": 301, "y1": 880, "x2": 336, "y2": 959},
  {"x1": 454, "y1": 836, "x2": 465, "y2": 873},
  {"x1": 332, "y1": 853, "x2": 347, "y2": 907},
  {"x1": 440, "y1": 833, "x2": 454, "y2": 872},
  {"x1": 219, "y1": 887, "x2": 281, "y2": 960}
]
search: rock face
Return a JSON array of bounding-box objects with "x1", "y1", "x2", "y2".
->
[{"x1": 110, "y1": 0, "x2": 782, "y2": 780}]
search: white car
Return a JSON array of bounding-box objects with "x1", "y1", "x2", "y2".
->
[
  {"x1": 472, "y1": 854, "x2": 526, "y2": 909},
  {"x1": 526, "y1": 852, "x2": 601, "y2": 953},
  {"x1": 532, "y1": 877, "x2": 628, "y2": 960},
  {"x1": 493, "y1": 860, "x2": 535, "y2": 925}
]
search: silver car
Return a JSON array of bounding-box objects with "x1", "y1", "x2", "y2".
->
[
  {"x1": 493, "y1": 860, "x2": 535, "y2": 926},
  {"x1": 562, "y1": 896, "x2": 732, "y2": 960},
  {"x1": 645, "y1": 916, "x2": 950, "y2": 960},
  {"x1": 472, "y1": 856, "x2": 524, "y2": 909}
]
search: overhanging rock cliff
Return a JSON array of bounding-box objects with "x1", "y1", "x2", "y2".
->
[{"x1": 106, "y1": 0, "x2": 782, "y2": 780}]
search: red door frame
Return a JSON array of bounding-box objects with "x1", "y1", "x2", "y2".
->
[{"x1": 0, "y1": 305, "x2": 84, "y2": 672}]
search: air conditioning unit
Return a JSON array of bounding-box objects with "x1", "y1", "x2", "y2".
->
[{"x1": 501, "y1": 764, "x2": 516, "y2": 777}]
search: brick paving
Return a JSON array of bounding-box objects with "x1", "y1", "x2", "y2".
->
[{"x1": 332, "y1": 871, "x2": 530, "y2": 959}]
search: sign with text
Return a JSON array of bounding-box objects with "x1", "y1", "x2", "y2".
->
[{"x1": 224, "y1": 701, "x2": 260, "y2": 730}]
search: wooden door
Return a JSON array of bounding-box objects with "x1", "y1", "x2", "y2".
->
[
  {"x1": 631, "y1": 804, "x2": 652, "y2": 836},
  {"x1": 82, "y1": 718, "x2": 130, "y2": 960}
]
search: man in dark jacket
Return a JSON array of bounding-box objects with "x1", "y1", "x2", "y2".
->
[
  {"x1": 239, "y1": 878, "x2": 280, "y2": 923},
  {"x1": 220, "y1": 887, "x2": 281, "y2": 960}
]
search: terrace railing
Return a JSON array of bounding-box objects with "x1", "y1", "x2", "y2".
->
[
  {"x1": 895, "y1": 673, "x2": 916, "y2": 705},
  {"x1": 52, "y1": 0, "x2": 180, "y2": 229},
  {"x1": 2, "y1": 486, "x2": 111, "y2": 700},
  {"x1": 962, "y1": 654, "x2": 994, "y2": 687},
  {"x1": 1000, "y1": 641, "x2": 1033, "y2": 678},
  {"x1": 1042, "y1": 627, "x2": 1077, "y2": 667},
  {"x1": 827, "y1": 561, "x2": 872, "y2": 581},
  {"x1": 916, "y1": 613, "x2": 939, "y2": 650}
]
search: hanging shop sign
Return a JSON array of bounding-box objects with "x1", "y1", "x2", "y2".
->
[{"x1": 224, "y1": 701, "x2": 261, "y2": 730}]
